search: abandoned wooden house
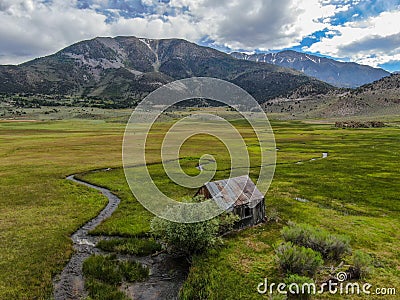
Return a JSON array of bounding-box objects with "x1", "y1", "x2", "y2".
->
[{"x1": 196, "y1": 175, "x2": 265, "y2": 229}]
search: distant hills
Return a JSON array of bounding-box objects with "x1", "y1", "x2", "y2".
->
[
  {"x1": 326, "y1": 73, "x2": 400, "y2": 116},
  {"x1": 263, "y1": 73, "x2": 400, "y2": 118},
  {"x1": 231, "y1": 50, "x2": 390, "y2": 88},
  {"x1": 0, "y1": 37, "x2": 334, "y2": 106}
]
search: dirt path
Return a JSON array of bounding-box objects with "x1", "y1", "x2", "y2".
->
[{"x1": 53, "y1": 175, "x2": 188, "y2": 300}]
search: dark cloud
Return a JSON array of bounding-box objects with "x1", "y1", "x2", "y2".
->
[
  {"x1": 341, "y1": 33, "x2": 400, "y2": 54},
  {"x1": 212, "y1": 0, "x2": 304, "y2": 49}
]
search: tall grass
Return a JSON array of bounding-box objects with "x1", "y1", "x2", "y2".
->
[
  {"x1": 96, "y1": 237, "x2": 161, "y2": 256},
  {"x1": 83, "y1": 254, "x2": 148, "y2": 299},
  {"x1": 281, "y1": 222, "x2": 351, "y2": 260}
]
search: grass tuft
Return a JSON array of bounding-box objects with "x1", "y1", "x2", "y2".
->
[
  {"x1": 83, "y1": 254, "x2": 149, "y2": 298},
  {"x1": 96, "y1": 238, "x2": 161, "y2": 256},
  {"x1": 84, "y1": 278, "x2": 129, "y2": 300}
]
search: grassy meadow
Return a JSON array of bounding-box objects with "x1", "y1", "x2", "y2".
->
[
  {"x1": 0, "y1": 119, "x2": 125, "y2": 299},
  {"x1": 0, "y1": 110, "x2": 399, "y2": 299},
  {"x1": 80, "y1": 118, "x2": 400, "y2": 299}
]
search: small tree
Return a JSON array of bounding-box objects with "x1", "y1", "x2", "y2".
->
[
  {"x1": 151, "y1": 216, "x2": 221, "y2": 257},
  {"x1": 151, "y1": 198, "x2": 238, "y2": 258}
]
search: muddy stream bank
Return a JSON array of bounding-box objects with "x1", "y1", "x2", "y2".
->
[{"x1": 53, "y1": 175, "x2": 188, "y2": 300}]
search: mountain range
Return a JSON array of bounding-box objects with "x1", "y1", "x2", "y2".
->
[
  {"x1": 231, "y1": 50, "x2": 390, "y2": 88},
  {"x1": 0, "y1": 36, "x2": 334, "y2": 105},
  {"x1": 1, "y1": 35, "x2": 398, "y2": 116}
]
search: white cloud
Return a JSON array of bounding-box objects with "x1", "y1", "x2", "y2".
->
[
  {"x1": 0, "y1": 0, "x2": 398, "y2": 69},
  {"x1": 165, "y1": 0, "x2": 345, "y2": 50},
  {"x1": 305, "y1": 10, "x2": 400, "y2": 67},
  {"x1": 0, "y1": 0, "x2": 35, "y2": 15},
  {"x1": 0, "y1": 0, "x2": 109, "y2": 63},
  {"x1": 356, "y1": 53, "x2": 400, "y2": 67},
  {"x1": 108, "y1": 14, "x2": 201, "y2": 40},
  {"x1": 0, "y1": 0, "x2": 200, "y2": 64}
]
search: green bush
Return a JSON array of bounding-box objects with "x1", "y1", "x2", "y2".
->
[
  {"x1": 151, "y1": 216, "x2": 220, "y2": 257},
  {"x1": 284, "y1": 274, "x2": 315, "y2": 300},
  {"x1": 275, "y1": 242, "x2": 323, "y2": 276},
  {"x1": 96, "y1": 238, "x2": 161, "y2": 256},
  {"x1": 281, "y1": 222, "x2": 351, "y2": 260},
  {"x1": 151, "y1": 199, "x2": 237, "y2": 258},
  {"x1": 352, "y1": 250, "x2": 373, "y2": 279},
  {"x1": 217, "y1": 212, "x2": 240, "y2": 234},
  {"x1": 322, "y1": 234, "x2": 351, "y2": 261}
]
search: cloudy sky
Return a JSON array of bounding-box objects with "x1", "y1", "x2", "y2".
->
[{"x1": 0, "y1": 0, "x2": 399, "y2": 71}]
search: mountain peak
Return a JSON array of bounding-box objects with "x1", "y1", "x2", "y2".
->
[{"x1": 231, "y1": 50, "x2": 390, "y2": 88}]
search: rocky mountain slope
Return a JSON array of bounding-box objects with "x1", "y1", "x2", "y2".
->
[
  {"x1": 263, "y1": 74, "x2": 400, "y2": 118},
  {"x1": 231, "y1": 50, "x2": 390, "y2": 88},
  {"x1": 326, "y1": 73, "x2": 400, "y2": 116},
  {"x1": 0, "y1": 37, "x2": 334, "y2": 105}
]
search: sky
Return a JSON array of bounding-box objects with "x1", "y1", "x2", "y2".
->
[{"x1": 0, "y1": 0, "x2": 399, "y2": 72}]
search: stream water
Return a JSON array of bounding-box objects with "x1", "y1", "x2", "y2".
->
[
  {"x1": 53, "y1": 175, "x2": 188, "y2": 300},
  {"x1": 53, "y1": 152, "x2": 329, "y2": 298}
]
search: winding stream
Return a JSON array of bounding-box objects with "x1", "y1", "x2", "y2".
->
[
  {"x1": 53, "y1": 175, "x2": 121, "y2": 299},
  {"x1": 53, "y1": 175, "x2": 188, "y2": 300},
  {"x1": 53, "y1": 152, "x2": 328, "y2": 299}
]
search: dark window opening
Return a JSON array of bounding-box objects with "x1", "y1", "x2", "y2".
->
[{"x1": 244, "y1": 206, "x2": 251, "y2": 217}]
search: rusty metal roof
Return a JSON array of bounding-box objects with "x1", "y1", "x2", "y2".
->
[{"x1": 204, "y1": 175, "x2": 264, "y2": 210}]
